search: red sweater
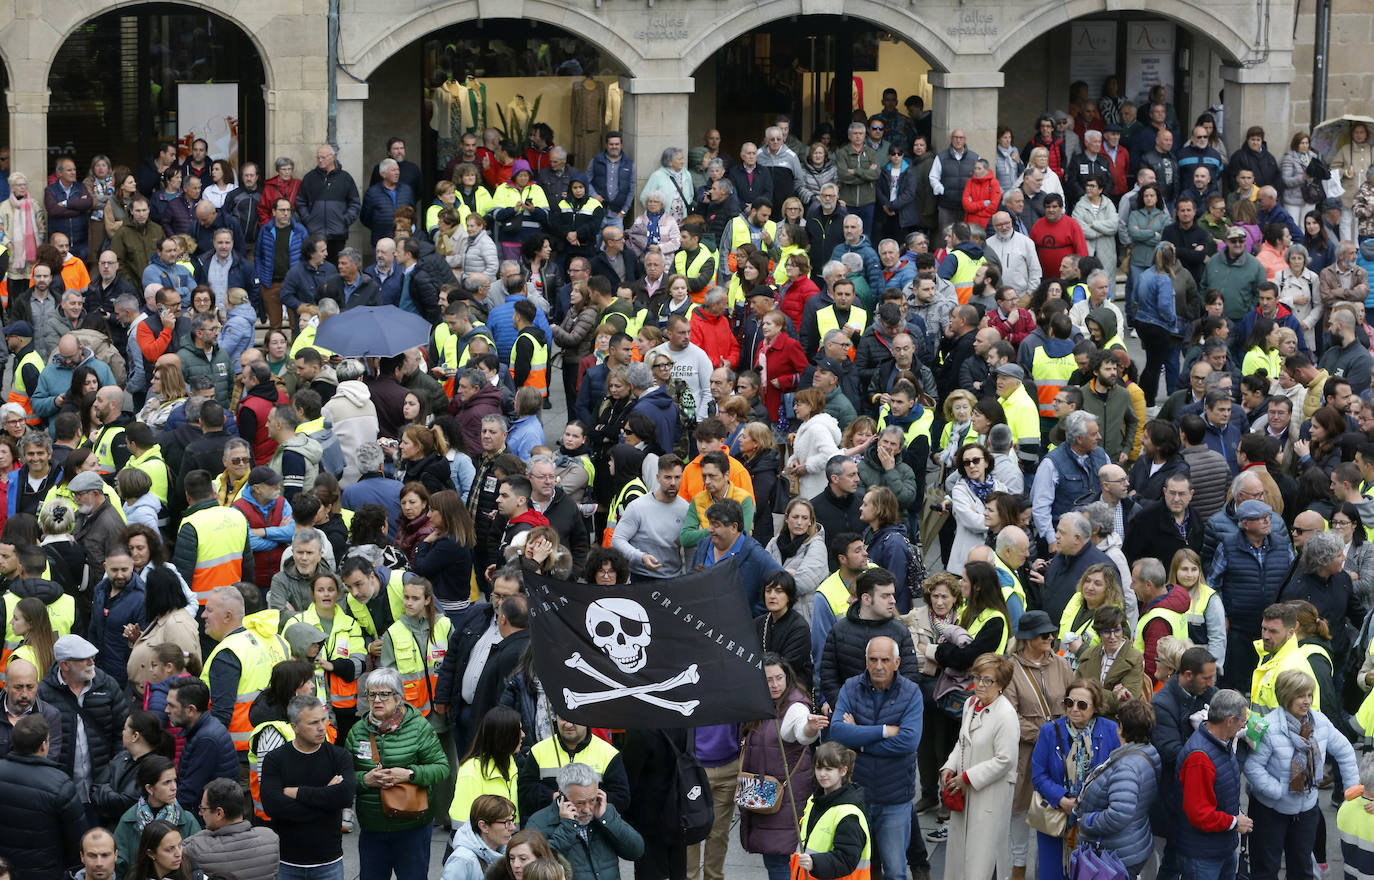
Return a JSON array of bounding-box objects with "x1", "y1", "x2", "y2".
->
[
  {"x1": 986, "y1": 306, "x2": 1037, "y2": 348},
  {"x1": 1029, "y1": 215, "x2": 1089, "y2": 282},
  {"x1": 1179, "y1": 751, "x2": 1237, "y2": 833}
]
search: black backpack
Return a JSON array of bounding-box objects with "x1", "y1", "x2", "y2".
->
[{"x1": 665, "y1": 730, "x2": 714, "y2": 845}]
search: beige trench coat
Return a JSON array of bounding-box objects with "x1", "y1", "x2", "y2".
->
[{"x1": 941, "y1": 693, "x2": 1019, "y2": 880}]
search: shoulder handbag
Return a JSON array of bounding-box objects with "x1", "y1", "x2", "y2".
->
[
  {"x1": 1028, "y1": 721, "x2": 1070, "y2": 837},
  {"x1": 369, "y1": 732, "x2": 429, "y2": 820},
  {"x1": 735, "y1": 718, "x2": 806, "y2": 815}
]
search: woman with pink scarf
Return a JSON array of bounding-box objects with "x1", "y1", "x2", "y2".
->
[{"x1": 0, "y1": 172, "x2": 46, "y2": 291}]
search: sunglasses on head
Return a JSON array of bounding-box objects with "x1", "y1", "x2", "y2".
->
[{"x1": 1063, "y1": 698, "x2": 1091, "y2": 711}]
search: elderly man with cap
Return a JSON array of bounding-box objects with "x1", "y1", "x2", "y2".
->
[
  {"x1": 1201, "y1": 226, "x2": 1266, "y2": 321},
  {"x1": 37, "y1": 634, "x2": 128, "y2": 811},
  {"x1": 70, "y1": 470, "x2": 126, "y2": 586},
  {"x1": 994, "y1": 363, "x2": 1042, "y2": 472},
  {"x1": 0, "y1": 657, "x2": 64, "y2": 764},
  {"x1": 1209, "y1": 500, "x2": 1294, "y2": 690}
]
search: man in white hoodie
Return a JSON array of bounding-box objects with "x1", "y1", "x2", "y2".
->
[
  {"x1": 321, "y1": 358, "x2": 378, "y2": 487},
  {"x1": 983, "y1": 211, "x2": 1041, "y2": 296}
]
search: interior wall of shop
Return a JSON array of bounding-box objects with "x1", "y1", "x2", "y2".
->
[
  {"x1": 996, "y1": 20, "x2": 1230, "y2": 148},
  {"x1": 686, "y1": 34, "x2": 933, "y2": 152}
]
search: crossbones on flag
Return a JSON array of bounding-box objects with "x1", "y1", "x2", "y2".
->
[{"x1": 524, "y1": 559, "x2": 775, "y2": 728}]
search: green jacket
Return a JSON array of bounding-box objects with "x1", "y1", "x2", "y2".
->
[
  {"x1": 345, "y1": 704, "x2": 451, "y2": 831},
  {"x1": 177, "y1": 341, "x2": 234, "y2": 408},
  {"x1": 834, "y1": 144, "x2": 881, "y2": 207},
  {"x1": 825, "y1": 385, "x2": 857, "y2": 431},
  {"x1": 856, "y1": 445, "x2": 918, "y2": 516},
  {"x1": 526, "y1": 800, "x2": 644, "y2": 879},
  {"x1": 1080, "y1": 378, "x2": 1138, "y2": 463},
  {"x1": 1201, "y1": 251, "x2": 1266, "y2": 320},
  {"x1": 114, "y1": 803, "x2": 201, "y2": 879}
]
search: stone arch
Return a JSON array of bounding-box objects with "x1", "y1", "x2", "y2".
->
[
  {"x1": 989, "y1": 0, "x2": 1248, "y2": 70},
  {"x1": 344, "y1": 0, "x2": 644, "y2": 82},
  {"x1": 36, "y1": 0, "x2": 277, "y2": 92},
  {"x1": 681, "y1": 0, "x2": 959, "y2": 76}
]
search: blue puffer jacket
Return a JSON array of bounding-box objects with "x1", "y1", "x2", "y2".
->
[
  {"x1": 1244, "y1": 706, "x2": 1358, "y2": 814},
  {"x1": 1077, "y1": 743, "x2": 1161, "y2": 869},
  {"x1": 254, "y1": 220, "x2": 307, "y2": 287},
  {"x1": 1201, "y1": 500, "x2": 1290, "y2": 573},
  {"x1": 1208, "y1": 529, "x2": 1294, "y2": 633},
  {"x1": 1030, "y1": 717, "x2": 1121, "y2": 809},
  {"x1": 829, "y1": 673, "x2": 922, "y2": 806},
  {"x1": 1202, "y1": 414, "x2": 1241, "y2": 474}
]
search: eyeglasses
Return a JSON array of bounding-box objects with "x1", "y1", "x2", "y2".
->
[
  {"x1": 1062, "y1": 698, "x2": 1092, "y2": 711},
  {"x1": 870, "y1": 125, "x2": 884, "y2": 132},
  {"x1": 1332, "y1": 519, "x2": 1354, "y2": 527},
  {"x1": 963, "y1": 457, "x2": 985, "y2": 465},
  {"x1": 971, "y1": 675, "x2": 997, "y2": 686},
  {"x1": 228, "y1": 457, "x2": 251, "y2": 466},
  {"x1": 1098, "y1": 627, "x2": 1123, "y2": 637},
  {"x1": 367, "y1": 691, "x2": 399, "y2": 701},
  {"x1": 1291, "y1": 526, "x2": 1321, "y2": 535}
]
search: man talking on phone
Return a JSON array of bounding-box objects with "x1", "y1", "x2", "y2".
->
[
  {"x1": 135, "y1": 286, "x2": 188, "y2": 378},
  {"x1": 527, "y1": 762, "x2": 643, "y2": 880}
]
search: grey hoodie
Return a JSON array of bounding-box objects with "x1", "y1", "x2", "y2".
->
[{"x1": 610, "y1": 491, "x2": 689, "y2": 579}]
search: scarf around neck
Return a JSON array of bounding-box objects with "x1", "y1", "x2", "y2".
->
[
  {"x1": 135, "y1": 797, "x2": 180, "y2": 830},
  {"x1": 1285, "y1": 710, "x2": 1317, "y2": 792},
  {"x1": 964, "y1": 474, "x2": 996, "y2": 504},
  {"x1": 7, "y1": 195, "x2": 36, "y2": 267}
]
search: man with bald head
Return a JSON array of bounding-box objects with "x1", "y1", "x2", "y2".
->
[
  {"x1": 29, "y1": 333, "x2": 117, "y2": 422},
  {"x1": 970, "y1": 538, "x2": 1027, "y2": 632},
  {"x1": 985, "y1": 209, "x2": 1040, "y2": 293},
  {"x1": 297, "y1": 143, "x2": 361, "y2": 262},
  {"x1": 1097, "y1": 463, "x2": 1135, "y2": 543},
  {"x1": 89, "y1": 386, "x2": 133, "y2": 476},
  {"x1": 0, "y1": 657, "x2": 64, "y2": 763},
  {"x1": 829, "y1": 622, "x2": 925, "y2": 880}
]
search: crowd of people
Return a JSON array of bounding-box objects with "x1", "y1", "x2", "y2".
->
[{"x1": 4, "y1": 77, "x2": 1374, "y2": 880}]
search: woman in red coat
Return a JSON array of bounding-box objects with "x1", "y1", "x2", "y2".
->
[
  {"x1": 777, "y1": 252, "x2": 819, "y2": 332},
  {"x1": 754, "y1": 309, "x2": 810, "y2": 423},
  {"x1": 961, "y1": 159, "x2": 1003, "y2": 230}
]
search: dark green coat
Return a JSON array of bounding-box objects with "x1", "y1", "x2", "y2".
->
[{"x1": 345, "y1": 704, "x2": 451, "y2": 831}]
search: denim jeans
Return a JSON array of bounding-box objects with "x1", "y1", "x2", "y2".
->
[
  {"x1": 1179, "y1": 851, "x2": 1238, "y2": 880},
  {"x1": 278, "y1": 860, "x2": 345, "y2": 880},
  {"x1": 864, "y1": 800, "x2": 912, "y2": 880},
  {"x1": 761, "y1": 853, "x2": 792, "y2": 880},
  {"x1": 359, "y1": 824, "x2": 433, "y2": 880}
]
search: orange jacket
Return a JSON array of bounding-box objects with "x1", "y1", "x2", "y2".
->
[{"x1": 678, "y1": 445, "x2": 756, "y2": 505}]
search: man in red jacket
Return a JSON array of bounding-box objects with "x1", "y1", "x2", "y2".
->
[
  {"x1": 690, "y1": 288, "x2": 740, "y2": 368},
  {"x1": 1130, "y1": 556, "x2": 1193, "y2": 679}
]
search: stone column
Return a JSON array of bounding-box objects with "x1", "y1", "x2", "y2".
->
[
  {"x1": 929, "y1": 67, "x2": 1004, "y2": 160},
  {"x1": 620, "y1": 75, "x2": 693, "y2": 199},
  {"x1": 333, "y1": 81, "x2": 370, "y2": 251},
  {"x1": 7, "y1": 89, "x2": 48, "y2": 181},
  {"x1": 1220, "y1": 61, "x2": 1297, "y2": 157}
]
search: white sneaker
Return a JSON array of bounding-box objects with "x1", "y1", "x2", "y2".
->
[
  {"x1": 1128, "y1": 327, "x2": 1138, "y2": 338},
  {"x1": 342, "y1": 807, "x2": 354, "y2": 833}
]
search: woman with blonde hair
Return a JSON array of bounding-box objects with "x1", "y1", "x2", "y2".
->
[
  {"x1": 1057, "y1": 562, "x2": 1125, "y2": 654},
  {"x1": 936, "y1": 389, "x2": 978, "y2": 472},
  {"x1": 397, "y1": 423, "x2": 454, "y2": 493},
  {"x1": 1151, "y1": 635, "x2": 1194, "y2": 687},
  {"x1": 136, "y1": 363, "x2": 188, "y2": 428},
  {"x1": 765, "y1": 497, "x2": 828, "y2": 620},
  {"x1": 786, "y1": 387, "x2": 840, "y2": 500},
  {"x1": 1018, "y1": 145, "x2": 1063, "y2": 196},
  {"x1": 1168, "y1": 547, "x2": 1226, "y2": 668}
]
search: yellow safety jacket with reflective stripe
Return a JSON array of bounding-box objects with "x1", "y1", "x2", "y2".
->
[
  {"x1": 287, "y1": 604, "x2": 366, "y2": 709},
  {"x1": 674, "y1": 246, "x2": 718, "y2": 303},
  {"x1": 1031, "y1": 346, "x2": 1078, "y2": 418},
  {"x1": 992, "y1": 555, "x2": 1027, "y2": 609},
  {"x1": 91, "y1": 423, "x2": 126, "y2": 474},
  {"x1": 1251, "y1": 636, "x2": 1320, "y2": 711},
  {"x1": 184, "y1": 505, "x2": 250, "y2": 600},
  {"x1": 1057, "y1": 593, "x2": 1106, "y2": 650},
  {"x1": 388, "y1": 615, "x2": 454, "y2": 716},
  {"x1": 876, "y1": 406, "x2": 935, "y2": 449},
  {"x1": 128, "y1": 445, "x2": 170, "y2": 504},
  {"x1": 816, "y1": 565, "x2": 879, "y2": 618},
  {"x1": 346, "y1": 570, "x2": 407, "y2": 641},
  {"x1": 815, "y1": 306, "x2": 868, "y2": 359},
  {"x1": 1133, "y1": 606, "x2": 1189, "y2": 654},
  {"x1": 949, "y1": 249, "x2": 986, "y2": 305},
  {"x1": 515, "y1": 328, "x2": 548, "y2": 398},
  {"x1": 773, "y1": 244, "x2": 807, "y2": 286},
  {"x1": 8, "y1": 348, "x2": 44, "y2": 425},
  {"x1": 454, "y1": 189, "x2": 495, "y2": 227},
  {"x1": 998, "y1": 383, "x2": 1041, "y2": 446},
  {"x1": 247, "y1": 720, "x2": 294, "y2": 820},
  {"x1": 937, "y1": 421, "x2": 980, "y2": 452},
  {"x1": 1185, "y1": 582, "x2": 1218, "y2": 644},
  {"x1": 499, "y1": 184, "x2": 552, "y2": 211},
  {"x1": 530, "y1": 733, "x2": 621, "y2": 793},
  {"x1": 603, "y1": 477, "x2": 646, "y2": 547},
  {"x1": 0, "y1": 591, "x2": 74, "y2": 682},
  {"x1": 966, "y1": 607, "x2": 1009, "y2": 654},
  {"x1": 202, "y1": 611, "x2": 289, "y2": 750},
  {"x1": 724, "y1": 215, "x2": 778, "y2": 254},
  {"x1": 799, "y1": 799, "x2": 872, "y2": 880}
]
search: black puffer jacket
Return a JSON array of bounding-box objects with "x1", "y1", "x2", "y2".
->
[
  {"x1": 541, "y1": 488, "x2": 590, "y2": 577},
  {"x1": 399, "y1": 452, "x2": 456, "y2": 495},
  {"x1": 817, "y1": 601, "x2": 920, "y2": 705},
  {"x1": 0, "y1": 752, "x2": 85, "y2": 880},
  {"x1": 37, "y1": 661, "x2": 128, "y2": 780}
]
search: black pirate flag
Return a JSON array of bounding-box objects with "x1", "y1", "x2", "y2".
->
[{"x1": 524, "y1": 559, "x2": 775, "y2": 728}]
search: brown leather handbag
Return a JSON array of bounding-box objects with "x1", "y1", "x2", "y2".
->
[{"x1": 370, "y1": 733, "x2": 429, "y2": 819}]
